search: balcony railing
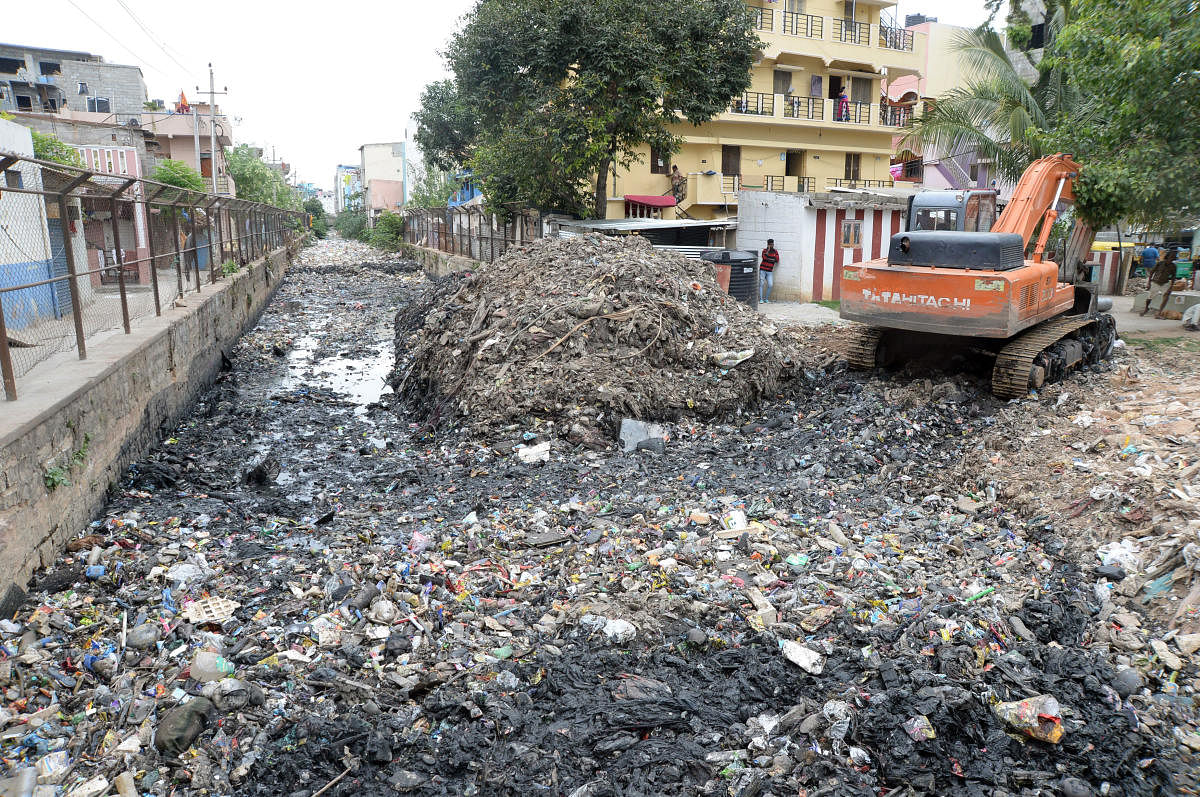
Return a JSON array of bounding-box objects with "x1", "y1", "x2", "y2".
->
[
  {"x1": 782, "y1": 11, "x2": 822, "y2": 38},
  {"x1": 726, "y1": 97, "x2": 912, "y2": 130},
  {"x1": 879, "y1": 105, "x2": 913, "y2": 127},
  {"x1": 764, "y1": 15, "x2": 924, "y2": 60},
  {"x1": 738, "y1": 175, "x2": 816, "y2": 193},
  {"x1": 782, "y1": 95, "x2": 824, "y2": 120},
  {"x1": 730, "y1": 92, "x2": 774, "y2": 116},
  {"x1": 834, "y1": 101, "x2": 872, "y2": 124},
  {"x1": 750, "y1": 6, "x2": 774, "y2": 31},
  {"x1": 832, "y1": 18, "x2": 871, "y2": 45},
  {"x1": 878, "y1": 25, "x2": 915, "y2": 51},
  {"x1": 828, "y1": 178, "x2": 895, "y2": 188}
]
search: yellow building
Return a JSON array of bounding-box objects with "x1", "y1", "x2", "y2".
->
[{"x1": 605, "y1": 0, "x2": 927, "y2": 220}]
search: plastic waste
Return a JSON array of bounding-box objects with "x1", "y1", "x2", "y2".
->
[
  {"x1": 781, "y1": 640, "x2": 824, "y2": 674},
  {"x1": 1097, "y1": 539, "x2": 1141, "y2": 573},
  {"x1": 516, "y1": 441, "x2": 551, "y2": 463},
  {"x1": 712, "y1": 349, "x2": 755, "y2": 368},
  {"x1": 618, "y1": 419, "x2": 667, "y2": 454},
  {"x1": 903, "y1": 715, "x2": 936, "y2": 741},
  {"x1": 125, "y1": 623, "x2": 161, "y2": 649},
  {"x1": 113, "y1": 772, "x2": 137, "y2": 797},
  {"x1": 190, "y1": 651, "x2": 236, "y2": 682},
  {"x1": 992, "y1": 694, "x2": 1064, "y2": 743},
  {"x1": 822, "y1": 700, "x2": 852, "y2": 752},
  {"x1": 154, "y1": 697, "x2": 216, "y2": 756},
  {"x1": 0, "y1": 767, "x2": 36, "y2": 797}
]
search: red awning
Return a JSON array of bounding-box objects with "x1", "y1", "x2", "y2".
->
[{"x1": 624, "y1": 194, "x2": 677, "y2": 208}]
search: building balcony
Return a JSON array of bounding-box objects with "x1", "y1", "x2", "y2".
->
[
  {"x1": 741, "y1": 175, "x2": 818, "y2": 192},
  {"x1": 679, "y1": 173, "x2": 820, "y2": 210},
  {"x1": 826, "y1": 177, "x2": 895, "y2": 189},
  {"x1": 723, "y1": 95, "x2": 912, "y2": 131},
  {"x1": 782, "y1": 11, "x2": 823, "y2": 38},
  {"x1": 753, "y1": 12, "x2": 926, "y2": 72},
  {"x1": 729, "y1": 92, "x2": 774, "y2": 116}
]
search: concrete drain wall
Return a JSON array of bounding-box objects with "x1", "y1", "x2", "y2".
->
[{"x1": 0, "y1": 245, "x2": 296, "y2": 613}]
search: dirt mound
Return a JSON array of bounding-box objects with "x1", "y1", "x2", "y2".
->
[{"x1": 395, "y1": 234, "x2": 801, "y2": 434}]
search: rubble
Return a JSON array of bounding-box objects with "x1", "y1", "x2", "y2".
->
[
  {"x1": 395, "y1": 234, "x2": 802, "y2": 436},
  {"x1": 0, "y1": 238, "x2": 1194, "y2": 795}
]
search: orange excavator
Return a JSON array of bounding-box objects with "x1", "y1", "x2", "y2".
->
[{"x1": 840, "y1": 153, "x2": 1117, "y2": 398}]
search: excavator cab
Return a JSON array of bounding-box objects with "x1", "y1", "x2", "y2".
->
[{"x1": 907, "y1": 190, "x2": 998, "y2": 233}]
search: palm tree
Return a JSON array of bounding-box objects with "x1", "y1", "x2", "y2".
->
[{"x1": 901, "y1": 17, "x2": 1081, "y2": 185}]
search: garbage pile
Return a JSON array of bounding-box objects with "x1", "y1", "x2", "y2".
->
[
  {"x1": 0, "y1": 239, "x2": 1195, "y2": 796},
  {"x1": 395, "y1": 234, "x2": 802, "y2": 436},
  {"x1": 965, "y1": 348, "x2": 1200, "y2": 656}
]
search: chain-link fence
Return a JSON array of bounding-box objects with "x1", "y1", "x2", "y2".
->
[
  {"x1": 402, "y1": 206, "x2": 547, "y2": 263},
  {"x1": 0, "y1": 149, "x2": 306, "y2": 400}
]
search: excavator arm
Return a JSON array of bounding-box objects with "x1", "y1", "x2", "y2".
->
[{"x1": 990, "y1": 153, "x2": 1083, "y2": 263}]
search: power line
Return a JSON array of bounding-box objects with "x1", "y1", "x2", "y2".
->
[
  {"x1": 63, "y1": 0, "x2": 167, "y2": 77},
  {"x1": 110, "y1": 0, "x2": 193, "y2": 74}
]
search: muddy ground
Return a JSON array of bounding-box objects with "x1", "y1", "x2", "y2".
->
[{"x1": 7, "y1": 239, "x2": 1199, "y2": 797}]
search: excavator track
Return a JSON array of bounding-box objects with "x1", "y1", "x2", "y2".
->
[
  {"x1": 991, "y1": 314, "x2": 1116, "y2": 399},
  {"x1": 846, "y1": 327, "x2": 884, "y2": 369}
]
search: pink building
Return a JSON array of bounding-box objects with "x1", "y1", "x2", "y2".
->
[
  {"x1": 883, "y1": 22, "x2": 1005, "y2": 195},
  {"x1": 74, "y1": 144, "x2": 153, "y2": 285}
]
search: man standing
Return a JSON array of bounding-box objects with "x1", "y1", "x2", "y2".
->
[
  {"x1": 760, "y1": 238, "x2": 779, "y2": 304},
  {"x1": 668, "y1": 165, "x2": 687, "y2": 204},
  {"x1": 1140, "y1": 243, "x2": 1159, "y2": 278},
  {"x1": 1145, "y1": 248, "x2": 1176, "y2": 318}
]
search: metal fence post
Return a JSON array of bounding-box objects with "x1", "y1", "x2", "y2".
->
[
  {"x1": 205, "y1": 201, "x2": 218, "y2": 283},
  {"x1": 110, "y1": 195, "x2": 131, "y2": 333},
  {"x1": 213, "y1": 202, "x2": 225, "y2": 272},
  {"x1": 144, "y1": 189, "x2": 164, "y2": 316},
  {"x1": 171, "y1": 207, "x2": 184, "y2": 298},
  {"x1": 237, "y1": 209, "x2": 245, "y2": 265},
  {"x1": 188, "y1": 205, "x2": 201, "y2": 291},
  {"x1": 0, "y1": 293, "x2": 17, "y2": 400},
  {"x1": 58, "y1": 195, "x2": 88, "y2": 358}
]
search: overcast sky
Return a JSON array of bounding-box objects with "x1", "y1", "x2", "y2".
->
[{"x1": 7, "y1": 0, "x2": 990, "y2": 192}]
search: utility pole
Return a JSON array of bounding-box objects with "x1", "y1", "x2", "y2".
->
[
  {"x1": 192, "y1": 106, "x2": 200, "y2": 174},
  {"x1": 197, "y1": 64, "x2": 228, "y2": 194}
]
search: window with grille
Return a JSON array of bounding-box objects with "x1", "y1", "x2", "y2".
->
[
  {"x1": 650, "y1": 146, "x2": 668, "y2": 175},
  {"x1": 841, "y1": 220, "x2": 862, "y2": 247},
  {"x1": 844, "y1": 153, "x2": 861, "y2": 180}
]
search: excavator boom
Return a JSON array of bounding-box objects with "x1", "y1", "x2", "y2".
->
[{"x1": 991, "y1": 154, "x2": 1081, "y2": 243}]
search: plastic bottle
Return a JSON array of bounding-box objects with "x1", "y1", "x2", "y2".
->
[{"x1": 190, "y1": 651, "x2": 235, "y2": 681}]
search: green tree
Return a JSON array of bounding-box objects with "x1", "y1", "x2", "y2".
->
[
  {"x1": 152, "y1": 159, "x2": 206, "y2": 193},
  {"x1": 369, "y1": 211, "x2": 405, "y2": 250},
  {"x1": 413, "y1": 81, "x2": 477, "y2": 173},
  {"x1": 408, "y1": 159, "x2": 461, "y2": 208},
  {"x1": 1046, "y1": 0, "x2": 1200, "y2": 228},
  {"x1": 421, "y1": 0, "x2": 759, "y2": 217},
  {"x1": 225, "y1": 144, "x2": 301, "y2": 210},
  {"x1": 30, "y1": 130, "x2": 83, "y2": 167},
  {"x1": 303, "y1": 197, "x2": 329, "y2": 238},
  {"x1": 335, "y1": 193, "x2": 367, "y2": 241},
  {"x1": 901, "y1": 24, "x2": 1080, "y2": 185}
]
